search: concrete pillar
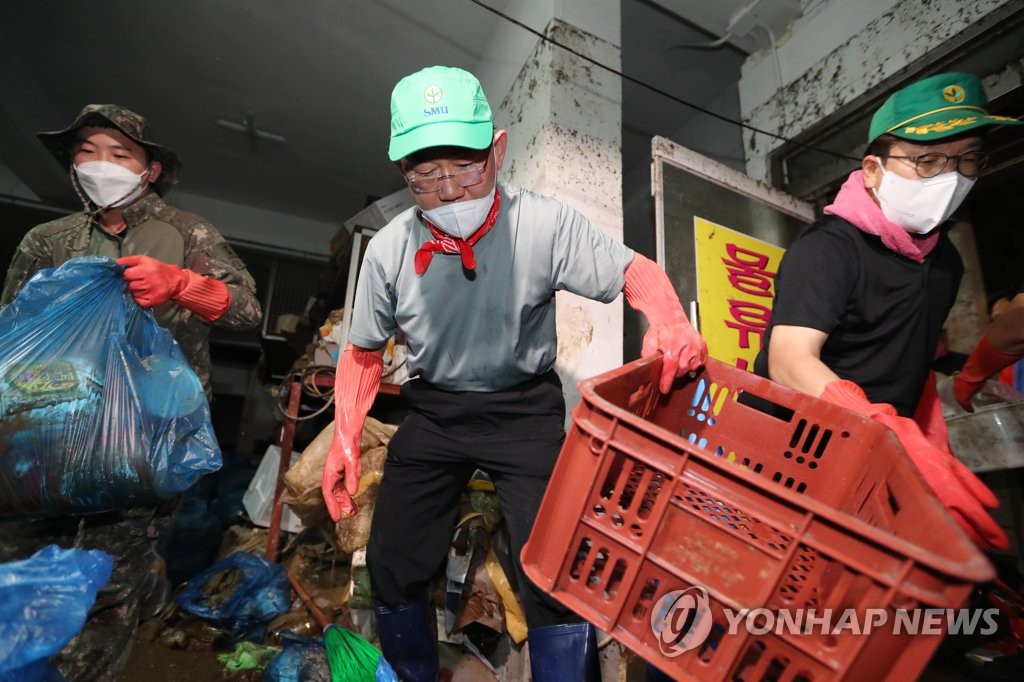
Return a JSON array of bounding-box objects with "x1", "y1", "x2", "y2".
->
[{"x1": 492, "y1": 9, "x2": 624, "y2": 414}]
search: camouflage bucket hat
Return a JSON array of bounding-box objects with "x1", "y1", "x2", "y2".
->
[{"x1": 37, "y1": 104, "x2": 182, "y2": 194}]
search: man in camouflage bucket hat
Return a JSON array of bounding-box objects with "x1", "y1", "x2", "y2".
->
[
  {"x1": 2, "y1": 103, "x2": 261, "y2": 394},
  {"x1": 0, "y1": 104, "x2": 262, "y2": 681},
  {"x1": 36, "y1": 104, "x2": 182, "y2": 195}
]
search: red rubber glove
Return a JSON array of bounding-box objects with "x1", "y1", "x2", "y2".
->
[
  {"x1": 821, "y1": 380, "x2": 1007, "y2": 551},
  {"x1": 818, "y1": 378, "x2": 896, "y2": 418},
  {"x1": 117, "y1": 255, "x2": 231, "y2": 322},
  {"x1": 913, "y1": 370, "x2": 951, "y2": 452},
  {"x1": 953, "y1": 334, "x2": 1024, "y2": 412},
  {"x1": 623, "y1": 254, "x2": 707, "y2": 393},
  {"x1": 322, "y1": 344, "x2": 383, "y2": 522}
]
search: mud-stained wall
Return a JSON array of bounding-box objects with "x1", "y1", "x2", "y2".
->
[
  {"x1": 495, "y1": 18, "x2": 624, "y2": 414},
  {"x1": 738, "y1": 0, "x2": 1012, "y2": 181},
  {"x1": 946, "y1": 220, "x2": 991, "y2": 352}
]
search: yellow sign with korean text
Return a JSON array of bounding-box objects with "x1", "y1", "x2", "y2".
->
[{"x1": 694, "y1": 217, "x2": 785, "y2": 372}]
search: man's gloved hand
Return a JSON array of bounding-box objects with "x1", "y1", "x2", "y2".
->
[
  {"x1": 117, "y1": 255, "x2": 188, "y2": 307},
  {"x1": 321, "y1": 344, "x2": 384, "y2": 522},
  {"x1": 623, "y1": 254, "x2": 707, "y2": 393},
  {"x1": 820, "y1": 380, "x2": 1007, "y2": 551},
  {"x1": 641, "y1": 319, "x2": 707, "y2": 394},
  {"x1": 953, "y1": 334, "x2": 1024, "y2": 412},
  {"x1": 819, "y1": 378, "x2": 896, "y2": 418},
  {"x1": 117, "y1": 255, "x2": 232, "y2": 321},
  {"x1": 322, "y1": 419, "x2": 360, "y2": 520},
  {"x1": 873, "y1": 412, "x2": 1006, "y2": 551}
]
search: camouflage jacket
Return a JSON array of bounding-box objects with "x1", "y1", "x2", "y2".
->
[{"x1": 1, "y1": 192, "x2": 261, "y2": 392}]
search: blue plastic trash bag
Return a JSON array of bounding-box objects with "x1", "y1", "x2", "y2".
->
[
  {"x1": 0, "y1": 257, "x2": 221, "y2": 515},
  {"x1": 156, "y1": 495, "x2": 223, "y2": 586},
  {"x1": 0, "y1": 545, "x2": 113, "y2": 680},
  {"x1": 175, "y1": 551, "x2": 292, "y2": 642},
  {"x1": 265, "y1": 632, "x2": 331, "y2": 682}
]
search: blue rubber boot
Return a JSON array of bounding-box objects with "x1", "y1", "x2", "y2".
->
[
  {"x1": 528, "y1": 621, "x2": 601, "y2": 681},
  {"x1": 373, "y1": 598, "x2": 439, "y2": 682}
]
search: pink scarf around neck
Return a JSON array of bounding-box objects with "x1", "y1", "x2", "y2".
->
[{"x1": 823, "y1": 170, "x2": 939, "y2": 263}]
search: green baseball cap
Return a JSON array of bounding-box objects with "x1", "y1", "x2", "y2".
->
[
  {"x1": 388, "y1": 65, "x2": 494, "y2": 162},
  {"x1": 37, "y1": 104, "x2": 182, "y2": 194},
  {"x1": 869, "y1": 72, "x2": 1022, "y2": 144}
]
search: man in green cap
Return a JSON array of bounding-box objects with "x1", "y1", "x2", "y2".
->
[
  {"x1": 1, "y1": 103, "x2": 262, "y2": 396},
  {"x1": 754, "y1": 72, "x2": 1023, "y2": 552},
  {"x1": 321, "y1": 65, "x2": 706, "y2": 681}
]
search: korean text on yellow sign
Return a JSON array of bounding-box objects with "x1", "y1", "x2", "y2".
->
[{"x1": 694, "y1": 217, "x2": 785, "y2": 372}]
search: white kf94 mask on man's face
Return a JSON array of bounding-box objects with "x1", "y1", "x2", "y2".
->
[
  {"x1": 421, "y1": 181, "x2": 496, "y2": 240},
  {"x1": 75, "y1": 160, "x2": 150, "y2": 209},
  {"x1": 873, "y1": 163, "x2": 975, "y2": 234}
]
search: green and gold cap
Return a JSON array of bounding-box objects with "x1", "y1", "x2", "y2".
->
[
  {"x1": 869, "y1": 72, "x2": 1022, "y2": 143},
  {"x1": 388, "y1": 65, "x2": 494, "y2": 162}
]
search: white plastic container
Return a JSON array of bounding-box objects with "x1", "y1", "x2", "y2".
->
[{"x1": 242, "y1": 445, "x2": 305, "y2": 534}]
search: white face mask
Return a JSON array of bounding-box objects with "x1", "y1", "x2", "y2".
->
[
  {"x1": 421, "y1": 182, "x2": 496, "y2": 240},
  {"x1": 74, "y1": 160, "x2": 151, "y2": 209},
  {"x1": 873, "y1": 162, "x2": 975, "y2": 234}
]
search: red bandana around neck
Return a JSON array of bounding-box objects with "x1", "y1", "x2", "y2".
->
[{"x1": 414, "y1": 188, "x2": 501, "y2": 275}]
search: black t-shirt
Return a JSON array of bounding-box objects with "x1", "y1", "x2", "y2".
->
[{"x1": 753, "y1": 215, "x2": 963, "y2": 416}]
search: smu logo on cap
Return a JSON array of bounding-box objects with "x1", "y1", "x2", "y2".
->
[
  {"x1": 424, "y1": 85, "x2": 443, "y2": 104},
  {"x1": 423, "y1": 84, "x2": 448, "y2": 117}
]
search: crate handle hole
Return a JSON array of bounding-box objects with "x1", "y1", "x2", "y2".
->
[
  {"x1": 697, "y1": 623, "x2": 727, "y2": 663},
  {"x1": 631, "y1": 578, "x2": 660, "y2": 619},
  {"x1": 569, "y1": 539, "x2": 593, "y2": 581},
  {"x1": 886, "y1": 483, "x2": 901, "y2": 515},
  {"x1": 603, "y1": 559, "x2": 628, "y2": 601},
  {"x1": 736, "y1": 390, "x2": 795, "y2": 422}
]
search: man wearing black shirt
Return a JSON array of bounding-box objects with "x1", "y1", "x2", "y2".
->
[{"x1": 756, "y1": 72, "x2": 1022, "y2": 551}]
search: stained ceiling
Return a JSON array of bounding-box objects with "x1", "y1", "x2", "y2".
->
[{"x1": 0, "y1": 0, "x2": 760, "y2": 237}]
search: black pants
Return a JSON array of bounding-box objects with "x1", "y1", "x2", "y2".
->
[{"x1": 367, "y1": 370, "x2": 578, "y2": 629}]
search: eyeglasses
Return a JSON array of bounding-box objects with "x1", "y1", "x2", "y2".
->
[
  {"x1": 882, "y1": 151, "x2": 989, "y2": 179},
  {"x1": 404, "y1": 157, "x2": 488, "y2": 194}
]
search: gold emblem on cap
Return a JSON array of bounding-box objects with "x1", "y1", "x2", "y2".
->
[
  {"x1": 424, "y1": 86, "x2": 443, "y2": 105},
  {"x1": 905, "y1": 115, "x2": 977, "y2": 135},
  {"x1": 942, "y1": 85, "x2": 966, "y2": 103}
]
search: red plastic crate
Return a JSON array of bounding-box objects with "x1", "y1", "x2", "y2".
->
[{"x1": 521, "y1": 357, "x2": 994, "y2": 681}]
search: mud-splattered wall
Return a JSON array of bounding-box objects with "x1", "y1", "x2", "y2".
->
[{"x1": 737, "y1": 0, "x2": 1013, "y2": 182}]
